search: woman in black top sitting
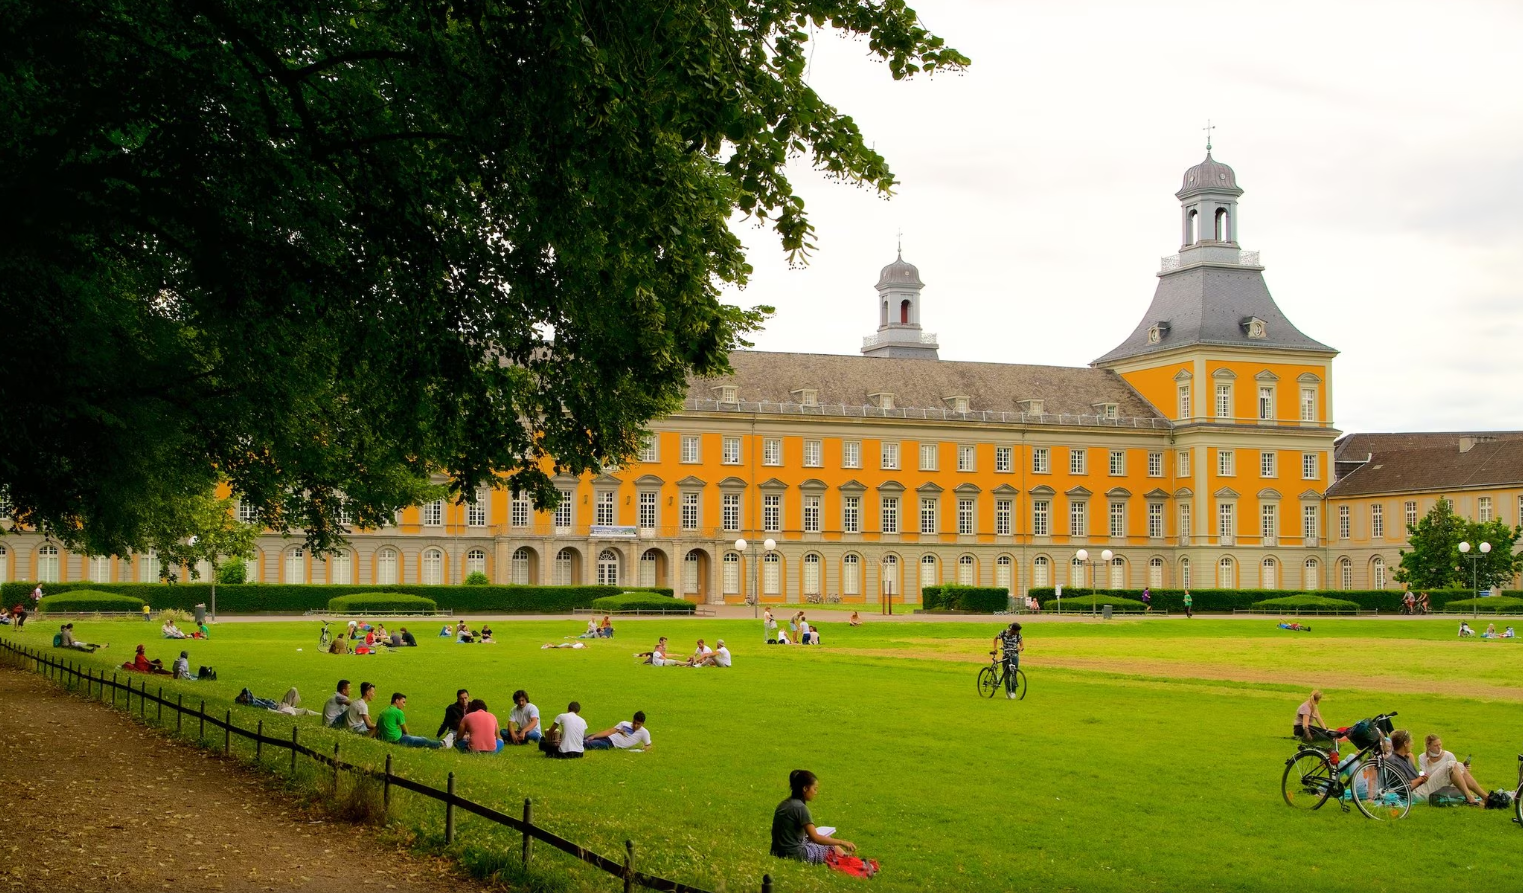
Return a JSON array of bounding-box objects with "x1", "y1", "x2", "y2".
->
[{"x1": 770, "y1": 770, "x2": 855, "y2": 864}]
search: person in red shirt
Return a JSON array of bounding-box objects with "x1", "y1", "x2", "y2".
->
[
  {"x1": 123, "y1": 644, "x2": 171, "y2": 675},
  {"x1": 458, "y1": 699, "x2": 503, "y2": 753}
]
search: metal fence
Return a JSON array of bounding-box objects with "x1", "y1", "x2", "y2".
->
[{"x1": 0, "y1": 638, "x2": 772, "y2": 893}]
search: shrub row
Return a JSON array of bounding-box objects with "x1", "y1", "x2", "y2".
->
[
  {"x1": 921, "y1": 584, "x2": 1010, "y2": 613},
  {"x1": 590, "y1": 592, "x2": 697, "y2": 614},
  {"x1": 1047, "y1": 594, "x2": 1146, "y2": 612},
  {"x1": 1252, "y1": 595, "x2": 1360, "y2": 611},
  {"x1": 327, "y1": 593, "x2": 439, "y2": 613},
  {"x1": 6, "y1": 582, "x2": 673, "y2": 614},
  {"x1": 1026, "y1": 588, "x2": 1480, "y2": 613},
  {"x1": 38, "y1": 591, "x2": 146, "y2": 613},
  {"x1": 1441, "y1": 596, "x2": 1523, "y2": 614}
]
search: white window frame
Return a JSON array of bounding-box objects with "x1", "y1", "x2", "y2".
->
[
  {"x1": 1218, "y1": 502, "x2": 1235, "y2": 539},
  {"x1": 1338, "y1": 505, "x2": 1351, "y2": 540},
  {"x1": 919, "y1": 442, "x2": 938, "y2": 472},
  {"x1": 722, "y1": 493, "x2": 741, "y2": 532},
  {"x1": 595, "y1": 490, "x2": 616, "y2": 527},
  {"x1": 1371, "y1": 503, "x2": 1384, "y2": 539},
  {"x1": 1404, "y1": 501, "x2": 1417, "y2": 530},
  {"x1": 467, "y1": 492, "x2": 488, "y2": 527},
  {"x1": 919, "y1": 497, "x2": 939, "y2": 534},
  {"x1": 1108, "y1": 501, "x2": 1126, "y2": 538},
  {"x1": 842, "y1": 441, "x2": 861, "y2": 469},
  {"x1": 1178, "y1": 450, "x2": 1191, "y2": 477},
  {"x1": 1262, "y1": 504, "x2": 1278, "y2": 542},
  {"x1": 842, "y1": 495, "x2": 861, "y2": 534},
  {"x1": 995, "y1": 498, "x2": 1012, "y2": 536},
  {"x1": 763, "y1": 494, "x2": 781, "y2": 533},
  {"x1": 1069, "y1": 448, "x2": 1087, "y2": 476},
  {"x1": 554, "y1": 488, "x2": 573, "y2": 530},
  {"x1": 1178, "y1": 384, "x2": 1191, "y2": 420},
  {"x1": 1304, "y1": 504, "x2": 1319, "y2": 541},
  {"x1": 682, "y1": 435, "x2": 702, "y2": 464},
  {"x1": 722, "y1": 436, "x2": 741, "y2": 465},
  {"x1": 1147, "y1": 503, "x2": 1164, "y2": 539},
  {"x1": 638, "y1": 491, "x2": 658, "y2": 530},
  {"x1": 957, "y1": 498, "x2": 975, "y2": 535},
  {"x1": 1479, "y1": 496, "x2": 1493, "y2": 523},
  {"x1": 1302, "y1": 453, "x2": 1318, "y2": 480},
  {"x1": 763, "y1": 438, "x2": 783, "y2": 466},
  {"x1": 881, "y1": 496, "x2": 900, "y2": 534},
  {"x1": 881, "y1": 442, "x2": 900, "y2": 470},
  {"x1": 1260, "y1": 451, "x2": 1276, "y2": 478},
  {"x1": 1215, "y1": 383, "x2": 1233, "y2": 419},
  {"x1": 1069, "y1": 500, "x2": 1087, "y2": 538},
  {"x1": 1218, "y1": 449, "x2": 1235, "y2": 477},
  {"x1": 803, "y1": 494, "x2": 821, "y2": 533},
  {"x1": 723, "y1": 553, "x2": 740, "y2": 594},
  {"x1": 1300, "y1": 387, "x2": 1317, "y2": 422},
  {"x1": 1148, "y1": 452, "x2": 1163, "y2": 477},
  {"x1": 957, "y1": 444, "x2": 976, "y2": 473},
  {"x1": 423, "y1": 499, "x2": 444, "y2": 527},
  {"x1": 1032, "y1": 500, "x2": 1050, "y2": 537},
  {"x1": 995, "y1": 446, "x2": 1013, "y2": 473},
  {"x1": 1108, "y1": 450, "x2": 1125, "y2": 476},
  {"x1": 1258, "y1": 386, "x2": 1274, "y2": 421},
  {"x1": 1033, "y1": 447, "x2": 1050, "y2": 474},
  {"x1": 680, "y1": 492, "x2": 700, "y2": 531},
  {"x1": 1033, "y1": 556, "x2": 1050, "y2": 588},
  {"x1": 637, "y1": 434, "x2": 659, "y2": 463},
  {"x1": 803, "y1": 440, "x2": 823, "y2": 468},
  {"x1": 511, "y1": 493, "x2": 530, "y2": 528}
]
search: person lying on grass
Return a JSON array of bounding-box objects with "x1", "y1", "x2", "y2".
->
[
  {"x1": 584, "y1": 711, "x2": 653, "y2": 751},
  {"x1": 1277, "y1": 622, "x2": 1311, "y2": 631},
  {"x1": 637, "y1": 637, "x2": 680, "y2": 666},
  {"x1": 771, "y1": 770, "x2": 855, "y2": 864},
  {"x1": 59, "y1": 624, "x2": 105, "y2": 653},
  {"x1": 542, "y1": 641, "x2": 586, "y2": 649}
]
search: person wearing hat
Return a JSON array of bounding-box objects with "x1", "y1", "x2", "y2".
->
[{"x1": 691, "y1": 639, "x2": 732, "y2": 667}]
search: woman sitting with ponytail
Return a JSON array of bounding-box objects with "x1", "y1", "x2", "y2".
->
[{"x1": 770, "y1": 770, "x2": 856, "y2": 864}]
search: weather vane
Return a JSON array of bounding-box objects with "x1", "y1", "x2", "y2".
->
[
  {"x1": 1203, "y1": 119, "x2": 1216, "y2": 153},
  {"x1": 896, "y1": 227, "x2": 904, "y2": 256}
]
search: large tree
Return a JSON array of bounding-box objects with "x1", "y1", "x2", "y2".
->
[
  {"x1": 0, "y1": 0, "x2": 967, "y2": 555},
  {"x1": 1396, "y1": 497, "x2": 1523, "y2": 592}
]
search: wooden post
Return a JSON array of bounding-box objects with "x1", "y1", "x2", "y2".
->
[
  {"x1": 256, "y1": 720, "x2": 263, "y2": 762},
  {"x1": 623, "y1": 840, "x2": 635, "y2": 893},
  {"x1": 445, "y1": 772, "x2": 455, "y2": 844},
  {"x1": 522, "y1": 799, "x2": 532, "y2": 865},
  {"x1": 291, "y1": 726, "x2": 299, "y2": 774},
  {"x1": 176, "y1": 694, "x2": 183, "y2": 732},
  {"x1": 383, "y1": 754, "x2": 392, "y2": 809},
  {"x1": 112, "y1": 672, "x2": 117, "y2": 707},
  {"x1": 199, "y1": 699, "x2": 205, "y2": 739},
  {"x1": 140, "y1": 681, "x2": 147, "y2": 718},
  {"x1": 332, "y1": 742, "x2": 340, "y2": 790},
  {"x1": 157, "y1": 686, "x2": 162, "y2": 723},
  {"x1": 761, "y1": 874, "x2": 773, "y2": 893},
  {"x1": 224, "y1": 709, "x2": 231, "y2": 754}
]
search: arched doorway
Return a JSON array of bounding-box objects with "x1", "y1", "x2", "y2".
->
[
  {"x1": 683, "y1": 549, "x2": 709, "y2": 602},
  {"x1": 596, "y1": 549, "x2": 620, "y2": 586}
]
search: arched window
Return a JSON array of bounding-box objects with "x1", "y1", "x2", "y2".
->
[
  {"x1": 639, "y1": 549, "x2": 660, "y2": 588},
  {"x1": 245, "y1": 550, "x2": 261, "y2": 584},
  {"x1": 722, "y1": 552, "x2": 740, "y2": 594},
  {"x1": 958, "y1": 553, "x2": 976, "y2": 586},
  {"x1": 1218, "y1": 556, "x2": 1236, "y2": 589},
  {"x1": 762, "y1": 551, "x2": 780, "y2": 596},
  {"x1": 1303, "y1": 558, "x2": 1319, "y2": 589},
  {"x1": 376, "y1": 548, "x2": 399, "y2": 585},
  {"x1": 920, "y1": 554, "x2": 939, "y2": 593},
  {"x1": 684, "y1": 550, "x2": 702, "y2": 593},
  {"x1": 137, "y1": 548, "x2": 159, "y2": 583},
  {"x1": 329, "y1": 551, "x2": 353, "y2": 585},
  {"x1": 1110, "y1": 556, "x2": 1126, "y2": 589},
  {"x1": 1261, "y1": 557, "x2": 1277, "y2": 590},
  {"x1": 994, "y1": 555, "x2": 1013, "y2": 597},
  {"x1": 422, "y1": 548, "x2": 444, "y2": 585},
  {"x1": 881, "y1": 300, "x2": 888, "y2": 326},
  {"x1": 1372, "y1": 556, "x2": 1386, "y2": 590},
  {"x1": 899, "y1": 299, "x2": 911, "y2": 324},
  {"x1": 1070, "y1": 556, "x2": 1086, "y2": 588},
  {"x1": 89, "y1": 556, "x2": 111, "y2": 583},
  {"x1": 1339, "y1": 558, "x2": 1352, "y2": 590},
  {"x1": 555, "y1": 548, "x2": 576, "y2": 585},
  {"x1": 285, "y1": 548, "x2": 306, "y2": 584},
  {"x1": 596, "y1": 549, "x2": 619, "y2": 586},
  {"x1": 842, "y1": 553, "x2": 861, "y2": 596},
  {"x1": 1187, "y1": 209, "x2": 1199, "y2": 244},
  {"x1": 802, "y1": 553, "x2": 821, "y2": 597},
  {"x1": 467, "y1": 548, "x2": 488, "y2": 579},
  {"x1": 1148, "y1": 556, "x2": 1164, "y2": 588},
  {"x1": 509, "y1": 548, "x2": 530, "y2": 584},
  {"x1": 38, "y1": 544, "x2": 60, "y2": 583},
  {"x1": 881, "y1": 554, "x2": 899, "y2": 599},
  {"x1": 1214, "y1": 207, "x2": 1230, "y2": 241},
  {"x1": 0, "y1": 544, "x2": 8, "y2": 583},
  {"x1": 1180, "y1": 557, "x2": 1191, "y2": 589},
  {"x1": 1032, "y1": 555, "x2": 1050, "y2": 588}
]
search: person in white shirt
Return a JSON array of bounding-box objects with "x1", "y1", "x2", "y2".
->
[
  {"x1": 584, "y1": 711, "x2": 653, "y2": 751},
  {"x1": 322, "y1": 680, "x2": 352, "y2": 728},
  {"x1": 1412, "y1": 734, "x2": 1488, "y2": 805},
  {"x1": 682, "y1": 638, "x2": 714, "y2": 666},
  {"x1": 505, "y1": 690, "x2": 542, "y2": 745},
  {"x1": 345, "y1": 682, "x2": 376, "y2": 735},
  {"x1": 539, "y1": 701, "x2": 587, "y2": 758},
  {"x1": 691, "y1": 639, "x2": 732, "y2": 667}
]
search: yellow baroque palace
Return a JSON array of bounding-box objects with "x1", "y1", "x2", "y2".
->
[{"x1": 6, "y1": 152, "x2": 1519, "y2": 600}]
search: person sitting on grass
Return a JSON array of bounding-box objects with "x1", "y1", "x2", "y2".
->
[
  {"x1": 637, "y1": 637, "x2": 677, "y2": 666},
  {"x1": 505, "y1": 690, "x2": 542, "y2": 745},
  {"x1": 1390, "y1": 731, "x2": 1487, "y2": 805},
  {"x1": 1481, "y1": 623, "x2": 1498, "y2": 639},
  {"x1": 1459, "y1": 621, "x2": 1475, "y2": 637},
  {"x1": 1293, "y1": 690, "x2": 1330, "y2": 742},
  {"x1": 770, "y1": 770, "x2": 855, "y2": 864},
  {"x1": 584, "y1": 711, "x2": 653, "y2": 751},
  {"x1": 538, "y1": 702, "x2": 587, "y2": 759},
  {"x1": 1504, "y1": 627, "x2": 1516, "y2": 639},
  {"x1": 437, "y1": 689, "x2": 470, "y2": 739},
  {"x1": 578, "y1": 619, "x2": 600, "y2": 639},
  {"x1": 799, "y1": 615, "x2": 820, "y2": 645},
  {"x1": 376, "y1": 693, "x2": 443, "y2": 749},
  {"x1": 195, "y1": 621, "x2": 210, "y2": 639},
  {"x1": 161, "y1": 619, "x2": 189, "y2": 639},
  {"x1": 60, "y1": 624, "x2": 105, "y2": 653},
  {"x1": 457, "y1": 699, "x2": 503, "y2": 753},
  {"x1": 400, "y1": 627, "x2": 417, "y2": 647},
  {"x1": 374, "y1": 623, "x2": 389, "y2": 642},
  {"x1": 323, "y1": 680, "x2": 352, "y2": 728},
  {"x1": 455, "y1": 621, "x2": 475, "y2": 643},
  {"x1": 479, "y1": 625, "x2": 496, "y2": 644},
  {"x1": 848, "y1": 612, "x2": 862, "y2": 627},
  {"x1": 599, "y1": 615, "x2": 615, "y2": 638},
  {"x1": 689, "y1": 639, "x2": 732, "y2": 668},
  {"x1": 123, "y1": 644, "x2": 171, "y2": 674},
  {"x1": 172, "y1": 650, "x2": 192, "y2": 680},
  {"x1": 345, "y1": 682, "x2": 377, "y2": 735},
  {"x1": 682, "y1": 638, "x2": 714, "y2": 666}
]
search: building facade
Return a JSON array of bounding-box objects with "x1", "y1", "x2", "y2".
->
[{"x1": 15, "y1": 151, "x2": 1505, "y2": 601}]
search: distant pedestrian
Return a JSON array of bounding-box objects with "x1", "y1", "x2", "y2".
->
[
  {"x1": 1183, "y1": 589, "x2": 1193, "y2": 619},
  {"x1": 1141, "y1": 587, "x2": 1152, "y2": 613},
  {"x1": 31, "y1": 585, "x2": 43, "y2": 608}
]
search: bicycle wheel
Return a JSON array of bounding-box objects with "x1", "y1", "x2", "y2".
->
[
  {"x1": 977, "y1": 666, "x2": 999, "y2": 699},
  {"x1": 1281, "y1": 750, "x2": 1336, "y2": 810},
  {"x1": 1012, "y1": 668, "x2": 1027, "y2": 701},
  {"x1": 1352, "y1": 759, "x2": 1412, "y2": 820}
]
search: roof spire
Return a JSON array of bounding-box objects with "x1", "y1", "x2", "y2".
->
[
  {"x1": 1202, "y1": 118, "x2": 1215, "y2": 154},
  {"x1": 896, "y1": 227, "x2": 904, "y2": 258}
]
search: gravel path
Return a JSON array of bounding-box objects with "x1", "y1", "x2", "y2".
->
[{"x1": 0, "y1": 666, "x2": 495, "y2": 893}]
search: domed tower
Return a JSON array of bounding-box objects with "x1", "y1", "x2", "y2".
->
[{"x1": 861, "y1": 248, "x2": 940, "y2": 360}]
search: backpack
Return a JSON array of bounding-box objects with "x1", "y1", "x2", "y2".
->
[
  {"x1": 1484, "y1": 789, "x2": 1514, "y2": 810},
  {"x1": 52, "y1": 632, "x2": 63, "y2": 647},
  {"x1": 198, "y1": 665, "x2": 217, "y2": 681}
]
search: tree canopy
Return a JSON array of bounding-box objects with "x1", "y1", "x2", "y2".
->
[
  {"x1": 1395, "y1": 497, "x2": 1522, "y2": 592},
  {"x1": 0, "y1": 0, "x2": 967, "y2": 555}
]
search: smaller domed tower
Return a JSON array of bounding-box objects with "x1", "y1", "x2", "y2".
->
[{"x1": 861, "y1": 248, "x2": 940, "y2": 360}]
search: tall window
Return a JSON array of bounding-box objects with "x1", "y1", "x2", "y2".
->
[
  {"x1": 803, "y1": 495, "x2": 821, "y2": 533},
  {"x1": 1215, "y1": 384, "x2": 1232, "y2": 418},
  {"x1": 1479, "y1": 496, "x2": 1493, "y2": 523},
  {"x1": 995, "y1": 555, "x2": 1013, "y2": 597},
  {"x1": 554, "y1": 488, "x2": 573, "y2": 530},
  {"x1": 639, "y1": 550, "x2": 659, "y2": 587},
  {"x1": 1033, "y1": 447, "x2": 1050, "y2": 474},
  {"x1": 1147, "y1": 503, "x2": 1164, "y2": 538},
  {"x1": 1148, "y1": 452, "x2": 1163, "y2": 477},
  {"x1": 919, "y1": 443, "x2": 939, "y2": 471},
  {"x1": 596, "y1": 491, "x2": 615, "y2": 526},
  {"x1": 555, "y1": 548, "x2": 575, "y2": 585},
  {"x1": 1218, "y1": 502, "x2": 1235, "y2": 539},
  {"x1": 637, "y1": 434, "x2": 658, "y2": 462},
  {"x1": 920, "y1": 554, "x2": 938, "y2": 592},
  {"x1": 329, "y1": 551, "x2": 352, "y2": 585},
  {"x1": 919, "y1": 497, "x2": 939, "y2": 534},
  {"x1": 957, "y1": 498, "x2": 975, "y2": 535},
  {"x1": 1032, "y1": 500, "x2": 1050, "y2": 537},
  {"x1": 596, "y1": 549, "x2": 619, "y2": 586},
  {"x1": 957, "y1": 554, "x2": 976, "y2": 585},
  {"x1": 1304, "y1": 505, "x2": 1319, "y2": 541},
  {"x1": 238, "y1": 499, "x2": 258, "y2": 524},
  {"x1": 803, "y1": 553, "x2": 821, "y2": 597},
  {"x1": 1033, "y1": 556, "x2": 1050, "y2": 588},
  {"x1": 721, "y1": 436, "x2": 740, "y2": 464},
  {"x1": 842, "y1": 441, "x2": 861, "y2": 469},
  {"x1": 1178, "y1": 384, "x2": 1192, "y2": 419},
  {"x1": 1109, "y1": 450, "x2": 1125, "y2": 476},
  {"x1": 1069, "y1": 501, "x2": 1087, "y2": 537},
  {"x1": 842, "y1": 495, "x2": 861, "y2": 534},
  {"x1": 1300, "y1": 387, "x2": 1317, "y2": 422},
  {"x1": 138, "y1": 549, "x2": 160, "y2": 583},
  {"x1": 763, "y1": 494, "x2": 781, "y2": 532},
  {"x1": 512, "y1": 548, "x2": 532, "y2": 584},
  {"x1": 1260, "y1": 451, "x2": 1276, "y2": 478},
  {"x1": 722, "y1": 493, "x2": 740, "y2": 532},
  {"x1": 763, "y1": 438, "x2": 782, "y2": 466},
  {"x1": 995, "y1": 499, "x2": 1013, "y2": 536},
  {"x1": 1148, "y1": 557, "x2": 1164, "y2": 588},
  {"x1": 1180, "y1": 557, "x2": 1191, "y2": 589},
  {"x1": 881, "y1": 496, "x2": 900, "y2": 534},
  {"x1": 467, "y1": 492, "x2": 487, "y2": 527},
  {"x1": 683, "y1": 435, "x2": 702, "y2": 463},
  {"x1": 1258, "y1": 386, "x2": 1274, "y2": 420},
  {"x1": 285, "y1": 548, "x2": 305, "y2": 583},
  {"x1": 512, "y1": 494, "x2": 530, "y2": 528},
  {"x1": 423, "y1": 500, "x2": 443, "y2": 526},
  {"x1": 1180, "y1": 503, "x2": 1192, "y2": 541},
  {"x1": 422, "y1": 548, "x2": 443, "y2": 585},
  {"x1": 1070, "y1": 557, "x2": 1085, "y2": 587},
  {"x1": 1404, "y1": 501, "x2": 1417, "y2": 530},
  {"x1": 1110, "y1": 557, "x2": 1125, "y2": 589},
  {"x1": 1371, "y1": 504, "x2": 1384, "y2": 538},
  {"x1": 683, "y1": 551, "x2": 700, "y2": 592},
  {"x1": 1069, "y1": 448, "x2": 1087, "y2": 476},
  {"x1": 1340, "y1": 558, "x2": 1352, "y2": 590},
  {"x1": 995, "y1": 447, "x2": 1013, "y2": 473},
  {"x1": 467, "y1": 549, "x2": 488, "y2": 579},
  {"x1": 882, "y1": 554, "x2": 899, "y2": 598},
  {"x1": 1261, "y1": 504, "x2": 1278, "y2": 543},
  {"x1": 842, "y1": 553, "x2": 861, "y2": 596},
  {"x1": 958, "y1": 445, "x2": 976, "y2": 472},
  {"x1": 1108, "y1": 502, "x2": 1126, "y2": 538},
  {"x1": 1262, "y1": 557, "x2": 1278, "y2": 590},
  {"x1": 376, "y1": 548, "x2": 398, "y2": 585},
  {"x1": 1178, "y1": 450, "x2": 1191, "y2": 477},
  {"x1": 88, "y1": 555, "x2": 110, "y2": 583},
  {"x1": 681, "y1": 493, "x2": 699, "y2": 531},
  {"x1": 1218, "y1": 556, "x2": 1236, "y2": 589},
  {"x1": 1304, "y1": 558, "x2": 1319, "y2": 589},
  {"x1": 722, "y1": 552, "x2": 740, "y2": 594},
  {"x1": 803, "y1": 440, "x2": 822, "y2": 467},
  {"x1": 1373, "y1": 556, "x2": 1386, "y2": 589},
  {"x1": 638, "y1": 491, "x2": 657, "y2": 529},
  {"x1": 1218, "y1": 450, "x2": 1235, "y2": 476},
  {"x1": 880, "y1": 442, "x2": 900, "y2": 470},
  {"x1": 1302, "y1": 453, "x2": 1318, "y2": 480},
  {"x1": 37, "y1": 544, "x2": 60, "y2": 583},
  {"x1": 1338, "y1": 505, "x2": 1350, "y2": 539}
]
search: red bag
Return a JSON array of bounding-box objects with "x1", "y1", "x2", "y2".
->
[{"x1": 825, "y1": 851, "x2": 880, "y2": 878}]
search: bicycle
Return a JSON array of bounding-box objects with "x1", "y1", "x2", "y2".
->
[
  {"x1": 1281, "y1": 712, "x2": 1411, "y2": 820},
  {"x1": 977, "y1": 650, "x2": 1026, "y2": 700},
  {"x1": 317, "y1": 621, "x2": 332, "y2": 650},
  {"x1": 1513, "y1": 753, "x2": 1523, "y2": 827}
]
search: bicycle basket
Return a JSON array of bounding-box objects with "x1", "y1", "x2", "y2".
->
[
  {"x1": 1346, "y1": 719, "x2": 1383, "y2": 750},
  {"x1": 1373, "y1": 714, "x2": 1395, "y2": 736}
]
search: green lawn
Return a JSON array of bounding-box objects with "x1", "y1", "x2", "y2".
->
[{"x1": 9, "y1": 615, "x2": 1523, "y2": 892}]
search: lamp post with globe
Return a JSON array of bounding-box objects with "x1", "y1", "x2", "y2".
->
[
  {"x1": 1073, "y1": 548, "x2": 1115, "y2": 617},
  {"x1": 1458, "y1": 540, "x2": 1490, "y2": 620},
  {"x1": 734, "y1": 537, "x2": 776, "y2": 619}
]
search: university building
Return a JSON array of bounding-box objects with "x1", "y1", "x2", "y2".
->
[{"x1": 5, "y1": 151, "x2": 1515, "y2": 599}]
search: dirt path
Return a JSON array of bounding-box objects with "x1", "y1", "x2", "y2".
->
[{"x1": 0, "y1": 666, "x2": 496, "y2": 893}]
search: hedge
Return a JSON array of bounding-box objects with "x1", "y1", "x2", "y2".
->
[
  {"x1": 1252, "y1": 595, "x2": 1360, "y2": 611},
  {"x1": 1025, "y1": 588, "x2": 1478, "y2": 613},
  {"x1": 38, "y1": 591, "x2": 146, "y2": 613},
  {"x1": 1048, "y1": 594, "x2": 1147, "y2": 612},
  {"x1": 591, "y1": 592, "x2": 697, "y2": 614},
  {"x1": 327, "y1": 593, "x2": 439, "y2": 614},
  {"x1": 3, "y1": 582, "x2": 674, "y2": 614},
  {"x1": 922, "y1": 585, "x2": 1010, "y2": 613},
  {"x1": 1441, "y1": 596, "x2": 1523, "y2": 614}
]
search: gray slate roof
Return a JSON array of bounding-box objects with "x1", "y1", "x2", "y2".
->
[
  {"x1": 875, "y1": 252, "x2": 924, "y2": 290},
  {"x1": 1327, "y1": 436, "x2": 1523, "y2": 498},
  {"x1": 1091, "y1": 266, "x2": 1335, "y2": 366},
  {"x1": 1177, "y1": 152, "x2": 1242, "y2": 198},
  {"x1": 694, "y1": 351, "x2": 1164, "y2": 419}
]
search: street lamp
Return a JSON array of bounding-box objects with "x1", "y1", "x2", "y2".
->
[
  {"x1": 1458, "y1": 540, "x2": 1491, "y2": 619},
  {"x1": 1074, "y1": 548, "x2": 1115, "y2": 617},
  {"x1": 187, "y1": 536, "x2": 216, "y2": 622},
  {"x1": 734, "y1": 537, "x2": 776, "y2": 618}
]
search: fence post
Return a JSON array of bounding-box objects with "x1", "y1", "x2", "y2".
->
[
  {"x1": 157, "y1": 686, "x2": 162, "y2": 723},
  {"x1": 112, "y1": 672, "x2": 117, "y2": 707},
  {"x1": 623, "y1": 840, "x2": 635, "y2": 893},
  {"x1": 256, "y1": 720, "x2": 263, "y2": 762},
  {"x1": 291, "y1": 726, "x2": 299, "y2": 774},
  {"x1": 522, "y1": 799, "x2": 532, "y2": 865},
  {"x1": 177, "y1": 694, "x2": 183, "y2": 733},
  {"x1": 761, "y1": 874, "x2": 773, "y2": 893},
  {"x1": 224, "y1": 709, "x2": 231, "y2": 755},
  {"x1": 445, "y1": 772, "x2": 455, "y2": 844},
  {"x1": 383, "y1": 754, "x2": 392, "y2": 809},
  {"x1": 140, "y1": 682, "x2": 147, "y2": 718},
  {"x1": 332, "y1": 742, "x2": 340, "y2": 791},
  {"x1": 199, "y1": 699, "x2": 205, "y2": 739},
  {"x1": 66, "y1": 660, "x2": 73, "y2": 691}
]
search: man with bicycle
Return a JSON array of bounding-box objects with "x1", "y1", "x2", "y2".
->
[{"x1": 991, "y1": 622, "x2": 1024, "y2": 700}]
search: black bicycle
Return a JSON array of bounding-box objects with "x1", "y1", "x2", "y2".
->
[
  {"x1": 977, "y1": 650, "x2": 1026, "y2": 700},
  {"x1": 1281, "y1": 712, "x2": 1411, "y2": 820}
]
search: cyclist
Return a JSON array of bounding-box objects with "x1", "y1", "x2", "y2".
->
[{"x1": 991, "y1": 622, "x2": 1024, "y2": 699}]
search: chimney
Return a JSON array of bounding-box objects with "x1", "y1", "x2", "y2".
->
[{"x1": 1459, "y1": 435, "x2": 1495, "y2": 453}]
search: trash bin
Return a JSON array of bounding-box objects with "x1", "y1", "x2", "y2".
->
[
  {"x1": 194, "y1": 603, "x2": 207, "y2": 625},
  {"x1": 1102, "y1": 604, "x2": 1113, "y2": 620}
]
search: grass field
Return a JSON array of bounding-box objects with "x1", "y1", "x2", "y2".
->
[{"x1": 8, "y1": 614, "x2": 1523, "y2": 892}]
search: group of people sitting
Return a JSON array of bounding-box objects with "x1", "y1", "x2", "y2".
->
[
  {"x1": 309, "y1": 681, "x2": 652, "y2": 757},
  {"x1": 436, "y1": 621, "x2": 493, "y2": 644},
  {"x1": 576, "y1": 616, "x2": 616, "y2": 639},
  {"x1": 1458, "y1": 621, "x2": 1515, "y2": 638},
  {"x1": 636, "y1": 636, "x2": 732, "y2": 667},
  {"x1": 328, "y1": 621, "x2": 419, "y2": 654},
  {"x1": 1294, "y1": 690, "x2": 1494, "y2": 806},
  {"x1": 763, "y1": 609, "x2": 821, "y2": 645},
  {"x1": 53, "y1": 623, "x2": 106, "y2": 652},
  {"x1": 160, "y1": 619, "x2": 208, "y2": 639}
]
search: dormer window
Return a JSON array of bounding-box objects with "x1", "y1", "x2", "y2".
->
[
  {"x1": 715, "y1": 385, "x2": 738, "y2": 404},
  {"x1": 869, "y1": 392, "x2": 895, "y2": 411},
  {"x1": 1019, "y1": 399, "x2": 1044, "y2": 415},
  {"x1": 1147, "y1": 322, "x2": 1170, "y2": 345},
  {"x1": 1243, "y1": 317, "x2": 1268, "y2": 340},
  {"x1": 791, "y1": 388, "x2": 819, "y2": 407},
  {"x1": 1093, "y1": 403, "x2": 1119, "y2": 420},
  {"x1": 944, "y1": 395, "x2": 970, "y2": 413}
]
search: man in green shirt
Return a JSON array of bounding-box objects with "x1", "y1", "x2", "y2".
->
[{"x1": 376, "y1": 693, "x2": 443, "y2": 748}]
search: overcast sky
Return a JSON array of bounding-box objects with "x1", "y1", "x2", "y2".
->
[{"x1": 728, "y1": 0, "x2": 1523, "y2": 435}]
